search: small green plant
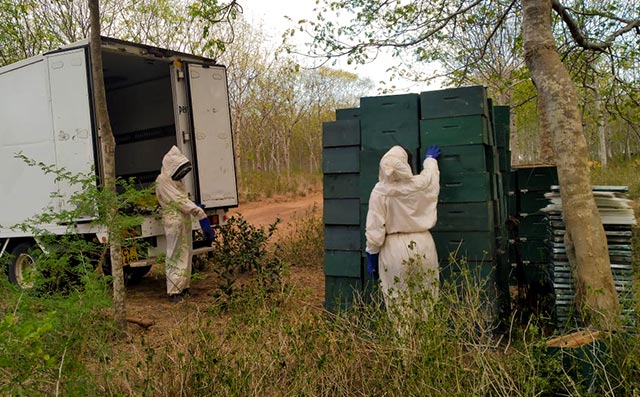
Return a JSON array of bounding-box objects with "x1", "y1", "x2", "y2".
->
[{"x1": 209, "y1": 214, "x2": 288, "y2": 308}]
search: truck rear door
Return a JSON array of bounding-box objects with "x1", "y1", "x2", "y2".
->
[
  {"x1": 47, "y1": 48, "x2": 96, "y2": 215},
  {"x1": 186, "y1": 64, "x2": 238, "y2": 208}
]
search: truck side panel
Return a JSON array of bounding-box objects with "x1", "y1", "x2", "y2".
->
[
  {"x1": 187, "y1": 64, "x2": 238, "y2": 208},
  {"x1": 0, "y1": 56, "x2": 58, "y2": 227}
]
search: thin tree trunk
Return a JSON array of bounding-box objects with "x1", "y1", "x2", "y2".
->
[
  {"x1": 88, "y1": 0, "x2": 127, "y2": 332},
  {"x1": 522, "y1": 0, "x2": 619, "y2": 330}
]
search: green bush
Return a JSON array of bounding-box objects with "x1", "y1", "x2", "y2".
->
[{"x1": 209, "y1": 214, "x2": 288, "y2": 309}]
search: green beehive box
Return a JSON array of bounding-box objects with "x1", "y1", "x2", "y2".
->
[
  {"x1": 439, "y1": 172, "x2": 494, "y2": 203},
  {"x1": 436, "y1": 144, "x2": 494, "y2": 178},
  {"x1": 360, "y1": 94, "x2": 420, "y2": 151},
  {"x1": 516, "y1": 165, "x2": 559, "y2": 192},
  {"x1": 487, "y1": 145, "x2": 500, "y2": 174},
  {"x1": 498, "y1": 148, "x2": 511, "y2": 172},
  {"x1": 517, "y1": 238, "x2": 549, "y2": 263},
  {"x1": 325, "y1": 250, "x2": 362, "y2": 278},
  {"x1": 493, "y1": 173, "x2": 507, "y2": 226},
  {"x1": 493, "y1": 106, "x2": 510, "y2": 149},
  {"x1": 359, "y1": 173, "x2": 378, "y2": 205},
  {"x1": 360, "y1": 93, "x2": 420, "y2": 118},
  {"x1": 325, "y1": 275, "x2": 363, "y2": 312},
  {"x1": 360, "y1": 203, "x2": 368, "y2": 255},
  {"x1": 324, "y1": 198, "x2": 360, "y2": 225},
  {"x1": 519, "y1": 190, "x2": 550, "y2": 214},
  {"x1": 325, "y1": 225, "x2": 361, "y2": 251},
  {"x1": 433, "y1": 231, "x2": 497, "y2": 262},
  {"x1": 323, "y1": 120, "x2": 360, "y2": 148},
  {"x1": 420, "y1": 86, "x2": 488, "y2": 119},
  {"x1": 336, "y1": 107, "x2": 361, "y2": 120},
  {"x1": 420, "y1": 115, "x2": 491, "y2": 146},
  {"x1": 507, "y1": 191, "x2": 518, "y2": 217},
  {"x1": 433, "y1": 202, "x2": 496, "y2": 232},
  {"x1": 518, "y1": 214, "x2": 549, "y2": 239},
  {"x1": 324, "y1": 173, "x2": 360, "y2": 199},
  {"x1": 323, "y1": 146, "x2": 360, "y2": 174}
]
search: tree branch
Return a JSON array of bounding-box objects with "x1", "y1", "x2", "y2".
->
[{"x1": 552, "y1": 0, "x2": 640, "y2": 52}]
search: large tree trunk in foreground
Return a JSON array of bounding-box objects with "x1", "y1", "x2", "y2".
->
[
  {"x1": 522, "y1": 0, "x2": 619, "y2": 330},
  {"x1": 89, "y1": 0, "x2": 127, "y2": 332}
]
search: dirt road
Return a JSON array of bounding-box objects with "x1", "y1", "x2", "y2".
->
[{"x1": 229, "y1": 191, "x2": 322, "y2": 230}]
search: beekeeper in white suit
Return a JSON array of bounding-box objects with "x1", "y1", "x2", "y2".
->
[
  {"x1": 365, "y1": 145, "x2": 441, "y2": 322},
  {"x1": 156, "y1": 145, "x2": 215, "y2": 302}
]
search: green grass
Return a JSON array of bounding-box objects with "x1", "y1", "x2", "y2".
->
[
  {"x1": 276, "y1": 204, "x2": 324, "y2": 269},
  {"x1": 590, "y1": 158, "x2": 640, "y2": 200}
]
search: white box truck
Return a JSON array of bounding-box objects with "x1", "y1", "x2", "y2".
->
[{"x1": 0, "y1": 37, "x2": 238, "y2": 287}]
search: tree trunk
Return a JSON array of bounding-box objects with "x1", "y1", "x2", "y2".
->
[
  {"x1": 537, "y1": 96, "x2": 555, "y2": 164},
  {"x1": 522, "y1": 0, "x2": 619, "y2": 330},
  {"x1": 88, "y1": 0, "x2": 127, "y2": 332}
]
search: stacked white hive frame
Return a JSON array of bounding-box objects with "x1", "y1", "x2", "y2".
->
[{"x1": 542, "y1": 186, "x2": 636, "y2": 329}]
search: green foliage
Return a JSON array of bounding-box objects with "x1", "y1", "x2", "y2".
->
[
  {"x1": 0, "y1": 265, "x2": 113, "y2": 395},
  {"x1": 276, "y1": 204, "x2": 324, "y2": 269},
  {"x1": 209, "y1": 214, "x2": 288, "y2": 308},
  {"x1": 10, "y1": 153, "x2": 157, "y2": 290}
]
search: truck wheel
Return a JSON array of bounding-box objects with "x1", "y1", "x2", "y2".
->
[{"x1": 8, "y1": 242, "x2": 40, "y2": 288}]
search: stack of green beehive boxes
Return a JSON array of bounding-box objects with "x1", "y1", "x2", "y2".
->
[
  {"x1": 419, "y1": 86, "x2": 509, "y2": 318},
  {"x1": 324, "y1": 87, "x2": 513, "y2": 316},
  {"x1": 322, "y1": 114, "x2": 363, "y2": 312},
  {"x1": 512, "y1": 166, "x2": 559, "y2": 270}
]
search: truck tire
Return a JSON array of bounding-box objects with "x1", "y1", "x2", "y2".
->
[{"x1": 8, "y1": 242, "x2": 39, "y2": 288}]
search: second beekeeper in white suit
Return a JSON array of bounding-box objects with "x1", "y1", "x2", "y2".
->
[{"x1": 365, "y1": 145, "x2": 441, "y2": 319}]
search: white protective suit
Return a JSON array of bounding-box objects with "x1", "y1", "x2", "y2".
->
[
  {"x1": 156, "y1": 146, "x2": 207, "y2": 296},
  {"x1": 365, "y1": 146, "x2": 440, "y2": 314}
]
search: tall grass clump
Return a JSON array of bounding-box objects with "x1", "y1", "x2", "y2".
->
[
  {"x1": 238, "y1": 171, "x2": 321, "y2": 202},
  {"x1": 590, "y1": 157, "x2": 640, "y2": 199},
  {"x1": 276, "y1": 204, "x2": 324, "y2": 269}
]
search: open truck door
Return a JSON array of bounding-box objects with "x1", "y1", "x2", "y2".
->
[
  {"x1": 47, "y1": 48, "x2": 96, "y2": 216},
  {"x1": 185, "y1": 63, "x2": 238, "y2": 209}
]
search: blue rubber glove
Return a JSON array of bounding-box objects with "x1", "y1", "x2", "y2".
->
[
  {"x1": 366, "y1": 253, "x2": 379, "y2": 280},
  {"x1": 199, "y1": 218, "x2": 215, "y2": 243},
  {"x1": 425, "y1": 145, "x2": 441, "y2": 160}
]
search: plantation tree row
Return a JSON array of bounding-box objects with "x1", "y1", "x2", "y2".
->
[{"x1": 0, "y1": 0, "x2": 371, "y2": 177}]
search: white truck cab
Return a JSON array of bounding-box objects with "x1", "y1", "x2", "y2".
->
[{"x1": 0, "y1": 37, "x2": 238, "y2": 286}]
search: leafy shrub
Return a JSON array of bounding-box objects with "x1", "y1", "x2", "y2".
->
[{"x1": 209, "y1": 214, "x2": 288, "y2": 308}]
